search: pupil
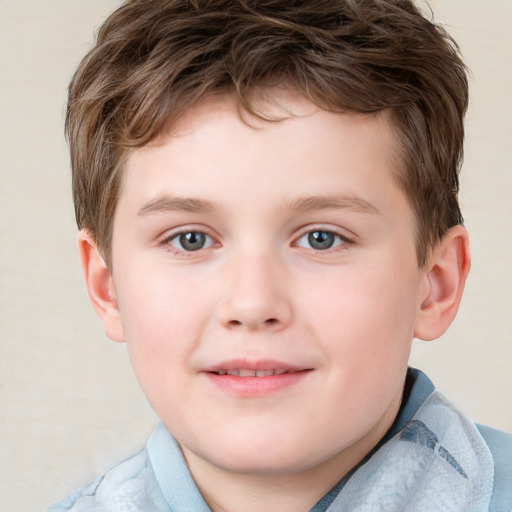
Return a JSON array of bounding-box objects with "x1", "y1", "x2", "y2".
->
[
  {"x1": 308, "y1": 231, "x2": 334, "y2": 250},
  {"x1": 180, "y1": 232, "x2": 205, "y2": 251}
]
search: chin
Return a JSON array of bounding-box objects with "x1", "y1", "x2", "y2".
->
[
  {"x1": 210, "y1": 453, "x2": 315, "y2": 476},
  {"x1": 191, "y1": 433, "x2": 326, "y2": 476}
]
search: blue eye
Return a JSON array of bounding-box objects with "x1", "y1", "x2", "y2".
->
[
  {"x1": 296, "y1": 230, "x2": 347, "y2": 251},
  {"x1": 168, "y1": 231, "x2": 213, "y2": 252}
]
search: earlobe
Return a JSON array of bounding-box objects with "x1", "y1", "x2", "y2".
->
[
  {"x1": 77, "y1": 230, "x2": 125, "y2": 342},
  {"x1": 414, "y1": 225, "x2": 471, "y2": 341}
]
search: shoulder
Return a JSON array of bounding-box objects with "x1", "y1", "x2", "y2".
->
[
  {"x1": 47, "y1": 448, "x2": 168, "y2": 512},
  {"x1": 48, "y1": 423, "x2": 208, "y2": 512},
  {"x1": 477, "y1": 424, "x2": 512, "y2": 512}
]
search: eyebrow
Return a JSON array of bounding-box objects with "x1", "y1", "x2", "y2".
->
[
  {"x1": 138, "y1": 196, "x2": 216, "y2": 216},
  {"x1": 138, "y1": 193, "x2": 379, "y2": 217},
  {"x1": 286, "y1": 195, "x2": 380, "y2": 215}
]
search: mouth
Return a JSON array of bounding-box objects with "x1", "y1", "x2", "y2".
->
[
  {"x1": 202, "y1": 359, "x2": 309, "y2": 376},
  {"x1": 212, "y1": 368, "x2": 293, "y2": 377},
  {"x1": 201, "y1": 360, "x2": 312, "y2": 396}
]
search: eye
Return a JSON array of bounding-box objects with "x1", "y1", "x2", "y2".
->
[
  {"x1": 168, "y1": 231, "x2": 214, "y2": 252},
  {"x1": 296, "y1": 230, "x2": 348, "y2": 251}
]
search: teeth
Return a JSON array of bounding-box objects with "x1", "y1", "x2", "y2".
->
[
  {"x1": 217, "y1": 369, "x2": 287, "y2": 377},
  {"x1": 238, "y1": 369, "x2": 256, "y2": 377},
  {"x1": 256, "y1": 369, "x2": 275, "y2": 377}
]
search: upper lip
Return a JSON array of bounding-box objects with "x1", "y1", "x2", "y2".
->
[{"x1": 201, "y1": 359, "x2": 310, "y2": 375}]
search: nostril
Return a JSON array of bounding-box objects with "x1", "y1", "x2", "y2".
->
[{"x1": 225, "y1": 318, "x2": 279, "y2": 328}]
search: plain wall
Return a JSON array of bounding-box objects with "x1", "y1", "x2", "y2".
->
[{"x1": 0, "y1": 1, "x2": 510, "y2": 510}]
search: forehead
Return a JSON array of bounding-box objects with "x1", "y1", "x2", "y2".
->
[
  {"x1": 147, "y1": 89, "x2": 398, "y2": 151},
  {"x1": 128, "y1": 91, "x2": 400, "y2": 170},
  {"x1": 119, "y1": 92, "x2": 408, "y2": 222}
]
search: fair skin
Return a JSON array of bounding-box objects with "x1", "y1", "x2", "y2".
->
[{"x1": 79, "y1": 92, "x2": 470, "y2": 512}]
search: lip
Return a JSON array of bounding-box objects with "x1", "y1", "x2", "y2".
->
[
  {"x1": 201, "y1": 359, "x2": 313, "y2": 397},
  {"x1": 202, "y1": 358, "x2": 306, "y2": 373}
]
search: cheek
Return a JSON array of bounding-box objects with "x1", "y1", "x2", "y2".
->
[
  {"x1": 117, "y1": 264, "x2": 207, "y2": 334},
  {"x1": 300, "y1": 259, "x2": 419, "y2": 364},
  {"x1": 114, "y1": 271, "x2": 211, "y2": 386}
]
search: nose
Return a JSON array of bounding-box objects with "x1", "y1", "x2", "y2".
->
[{"x1": 216, "y1": 253, "x2": 293, "y2": 331}]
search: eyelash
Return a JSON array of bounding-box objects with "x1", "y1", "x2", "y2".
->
[
  {"x1": 161, "y1": 229, "x2": 216, "y2": 256},
  {"x1": 160, "y1": 227, "x2": 354, "y2": 256},
  {"x1": 294, "y1": 229, "x2": 352, "y2": 253}
]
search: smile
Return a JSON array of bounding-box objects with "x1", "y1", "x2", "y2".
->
[
  {"x1": 202, "y1": 361, "x2": 312, "y2": 397},
  {"x1": 214, "y1": 369, "x2": 290, "y2": 377}
]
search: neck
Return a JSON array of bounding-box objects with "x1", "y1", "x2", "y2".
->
[
  {"x1": 181, "y1": 413, "x2": 396, "y2": 512},
  {"x1": 184, "y1": 453, "x2": 346, "y2": 512}
]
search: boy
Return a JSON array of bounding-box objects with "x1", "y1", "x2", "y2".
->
[{"x1": 50, "y1": 0, "x2": 512, "y2": 510}]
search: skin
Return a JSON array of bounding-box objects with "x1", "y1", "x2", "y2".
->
[{"x1": 80, "y1": 92, "x2": 470, "y2": 511}]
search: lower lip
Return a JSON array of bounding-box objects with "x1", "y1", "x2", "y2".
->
[{"x1": 203, "y1": 371, "x2": 312, "y2": 397}]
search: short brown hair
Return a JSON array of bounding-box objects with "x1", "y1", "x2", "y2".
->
[{"x1": 67, "y1": 0, "x2": 468, "y2": 268}]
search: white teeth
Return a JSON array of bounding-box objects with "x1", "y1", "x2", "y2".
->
[
  {"x1": 217, "y1": 369, "x2": 287, "y2": 377},
  {"x1": 238, "y1": 369, "x2": 256, "y2": 377},
  {"x1": 255, "y1": 369, "x2": 275, "y2": 377}
]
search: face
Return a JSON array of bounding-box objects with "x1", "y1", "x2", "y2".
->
[{"x1": 109, "y1": 93, "x2": 429, "y2": 482}]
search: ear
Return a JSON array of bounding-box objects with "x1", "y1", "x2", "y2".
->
[
  {"x1": 414, "y1": 225, "x2": 471, "y2": 341},
  {"x1": 77, "y1": 230, "x2": 125, "y2": 342}
]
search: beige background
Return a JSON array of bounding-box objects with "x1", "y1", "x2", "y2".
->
[{"x1": 0, "y1": 1, "x2": 510, "y2": 510}]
